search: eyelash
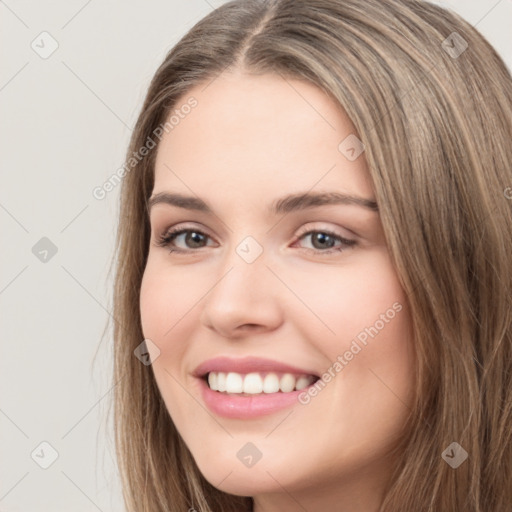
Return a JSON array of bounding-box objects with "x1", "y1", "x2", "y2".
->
[{"x1": 155, "y1": 225, "x2": 356, "y2": 256}]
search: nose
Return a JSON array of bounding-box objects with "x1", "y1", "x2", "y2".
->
[{"x1": 199, "y1": 245, "x2": 284, "y2": 338}]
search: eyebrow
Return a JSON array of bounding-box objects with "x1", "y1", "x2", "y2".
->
[{"x1": 147, "y1": 191, "x2": 379, "y2": 215}]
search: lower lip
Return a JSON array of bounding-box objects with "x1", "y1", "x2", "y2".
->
[{"x1": 198, "y1": 377, "x2": 313, "y2": 419}]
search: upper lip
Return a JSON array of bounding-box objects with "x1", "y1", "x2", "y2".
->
[{"x1": 193, "y1": 356, "x2": 320, "y2": 379}]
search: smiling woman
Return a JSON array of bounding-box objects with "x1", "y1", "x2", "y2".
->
[{"x1": 110, "y1": 1, "x2": 512, "y2": 511}]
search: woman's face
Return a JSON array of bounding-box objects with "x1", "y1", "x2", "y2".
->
[{"x1": 140, "y1": 70, "x2": 415, "y2": 511}]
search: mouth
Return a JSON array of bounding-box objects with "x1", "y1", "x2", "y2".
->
[
  {"x1": 193, "y1": 356, "x2": 321, "y2": 418},
  {"x1": 202, "y1": 371, "x2": 320, "y2": 395}
]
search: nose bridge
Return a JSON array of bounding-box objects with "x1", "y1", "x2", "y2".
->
[
  {"x1": 208, "y1": 234, "x2": 269, "y2": 307},
  {"x1": 199, "y1": 233, "x2": 283, "y2": 335}
]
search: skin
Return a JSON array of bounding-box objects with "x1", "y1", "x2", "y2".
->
[{"x1": 139, "y1": 69, "x2": 416, "y2": 512}]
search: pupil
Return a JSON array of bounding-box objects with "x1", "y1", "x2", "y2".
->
[
  {"x1": 187, "y1": 232, "x2": 204, "y2": 247},
  {"x1": 314, "y1": 233, "x2": 334, "y2": 249}
]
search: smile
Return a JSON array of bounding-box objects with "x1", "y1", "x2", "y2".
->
[
  {"x1": 206, "y1": 371, "x2": 318, "y2": 394},
  {"x1": 193, "y1": 356, "x2": 321, "y2": 418}
]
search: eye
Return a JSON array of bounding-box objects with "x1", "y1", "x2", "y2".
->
[
  {"x1": 155, "y1": 226, "x2": 214, "y2": 253},
  {"x1": 154, "y1": 225, "x2": 356, "y2": 255},
  {"x1": 293, "y1": 229, "x2": 356, "y2": 255}
]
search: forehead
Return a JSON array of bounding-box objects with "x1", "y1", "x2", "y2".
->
[{"x1": 153, "y1": 71, "x2": 373, "y2": 202}]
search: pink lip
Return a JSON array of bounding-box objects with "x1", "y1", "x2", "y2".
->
[
  {"x1": 197, "y1": 378, "x2": 313, "y2": 419},
  {"x1": 192, "y1": 356, "x2": 320, "y2": 419},
  {"x1": 192, "y1": 356, "x2": 319, "y2": 378}
]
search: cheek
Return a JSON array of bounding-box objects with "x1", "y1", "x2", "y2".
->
[
  {"x1": 139, "y1": 258, "x2": 202, "y2": 341},
  {"x1": 138, "y1": 259, "x2": 198, "y2": 406},
  {"x1": 287, "y1": 250, "x2": 409, "y2": 348},
  {"x1": 288, "y1": 251, "x2": 415, "y2": 417},
  {"x1": 139, "y1": 261, "x2": 203, "y2": 420},
  {"x1": 140, "y1": 268, "x2": 167, "y2": 340}
]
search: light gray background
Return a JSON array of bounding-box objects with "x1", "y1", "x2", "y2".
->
[{"x1": 1, "y1": 1, "x2": 511, "y2": 511}]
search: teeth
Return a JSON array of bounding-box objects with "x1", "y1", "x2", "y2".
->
[
  {"x1": 279, "y1": 373, "x2": 296, "y2": 392},
  {"x1": 263, "y1": 373, "x2": 280, "y2": 393},
  {"x1": 243, "y1": 372, "x2": 263, "y2": 394},
  {"x1": 295, "y1": 375, "x2": 313, "y2": 391},
  {"x1": 217, "y1": 372, "x2": 227, "y2": 392},
  {"x1": 225, "y1": 372, "x2": 243, "y2": 393},
  {"x1": 206, "y1": 371, "x2": 316, "y2": 394},
  {"x1": 208, "y1": 372, "x2": 217, "y2": 391}
]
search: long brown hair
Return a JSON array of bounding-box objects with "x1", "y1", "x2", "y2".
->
[{"x1": 109, "y1": 0, "x2": 512, "y2": 510}]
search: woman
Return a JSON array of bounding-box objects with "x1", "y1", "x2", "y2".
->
[{"x1": 111, "y1": 0, "x2": 512, "y2": 510}]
